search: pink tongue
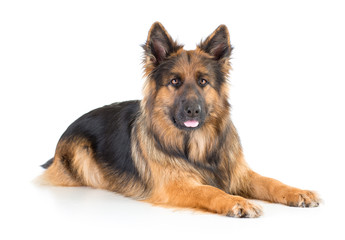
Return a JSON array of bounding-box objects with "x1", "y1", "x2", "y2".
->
[{"x1": 184, "y1": 120, "x2": 199, "y2": 128}]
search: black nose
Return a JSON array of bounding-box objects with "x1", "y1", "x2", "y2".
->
[{"x1": 184, "y1": 103, "x2": 201, "y2": 118}]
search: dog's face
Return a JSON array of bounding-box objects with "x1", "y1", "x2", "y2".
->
[{"x1": 142, "y1": 22, "x2": 232, "y2": 133}]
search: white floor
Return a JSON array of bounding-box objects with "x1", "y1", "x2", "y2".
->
[{"x1": 0, "y1": 165, "x2": 341, "y2": 240}]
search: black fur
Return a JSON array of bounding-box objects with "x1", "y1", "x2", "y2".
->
[
  {"x1": 41, "y1": 158, "x2": 53, "y2": 169},
  {"x1": 49, "y1": 101, "x2": 142, "y2": 181}
]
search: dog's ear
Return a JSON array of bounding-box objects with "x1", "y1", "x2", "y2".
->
[
  {"x1": 143, "y1": 22, "x2": 183, "y2": 65},
  {"x1": 198, "y1": 25, "x2": 232, "y2": 61}
]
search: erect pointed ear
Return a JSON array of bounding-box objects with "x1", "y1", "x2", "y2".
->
[
  {"x1": 198, "y1": 25, "x2": 232, "y2": 61},
  {"x1": 143, "y1": 22, "x2": 183, "y2": 65}
]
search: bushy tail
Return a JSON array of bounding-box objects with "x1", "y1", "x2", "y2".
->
[{"x1": 41, "y1": 158, "x2": 54, "y2": 169}]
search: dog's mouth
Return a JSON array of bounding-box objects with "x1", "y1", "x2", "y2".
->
[
  {"x1": 172, "y1": 117, "x2": 202, "y2": 130},
  {"x1": 183, "y1": 120, "x2": 199, "y2": 128}
]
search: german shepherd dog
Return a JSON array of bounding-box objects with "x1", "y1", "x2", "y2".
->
[{"x1": 41, "y1": 22, "x2": 319, "y2": 217}]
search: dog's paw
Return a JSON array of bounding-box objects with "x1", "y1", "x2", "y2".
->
[
  {"x1": 285, "y1": 190, "x2": 320, "y2": 208},
  {"x1": 226, "y1": 199, "x2": 263, "y2": 218}
]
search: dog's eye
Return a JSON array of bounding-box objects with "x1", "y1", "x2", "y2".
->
[
  {"x1": 170, "y1": 78, "x2": 182, "y2": 87},
  {"x1": 198, "y1": 79, "x2": 208, "y2": 87}
]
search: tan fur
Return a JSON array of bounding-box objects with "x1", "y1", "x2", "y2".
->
[
  {"x1": 41, "y1": 159, "x2": 81, "y2": 187},
  {"x1": 41, "y1": 139, "x2": 105, "y2": 188},
  {"x1": 71, "y1": 144, "x2": 105, "y2": 188},
  {"x1": 246, "y1": 171, "x2": 319, "y2": 207}
]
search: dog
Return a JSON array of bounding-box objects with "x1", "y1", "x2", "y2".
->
[{"x1": 41, "y1": 22, "x2": 319, "y2": 217}]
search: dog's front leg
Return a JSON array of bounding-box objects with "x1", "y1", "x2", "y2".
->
[
  {"x1": 148, "y1": 182, "x2": 262, "y2": 218},
  {"x1": 246, "y1": 171, "x2": 320, "y2": 207}
]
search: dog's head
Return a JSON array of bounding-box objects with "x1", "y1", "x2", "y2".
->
[{"x1": 142, "y1": 22, "x2": 232, "y2": 134}]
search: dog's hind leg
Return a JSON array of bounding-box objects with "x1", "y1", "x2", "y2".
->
[
  {"x1": 40, "y1": 138, "x2": 104, "y2": 188},
  {"x1": 40, "y1": 156, "x2": 82, "y2": 187}
]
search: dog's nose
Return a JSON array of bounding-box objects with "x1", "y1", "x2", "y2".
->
[{"x1": 184, "y1": 104, "x2": 201, "y2": 118}]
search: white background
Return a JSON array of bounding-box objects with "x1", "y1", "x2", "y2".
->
[{"x1": 1, "y1": 0, "x2": 344, "y2": 239}]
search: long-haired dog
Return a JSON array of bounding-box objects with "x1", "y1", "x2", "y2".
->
[{"x1": 41, "y1": 22, "x2": 319, "y2": 217}]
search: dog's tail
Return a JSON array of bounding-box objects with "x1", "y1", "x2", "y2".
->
[{"x1": 41, "y1": 158, "x2": 54, "y2": 169}]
